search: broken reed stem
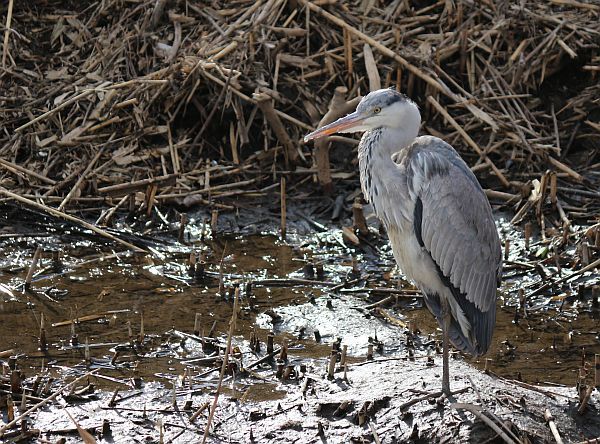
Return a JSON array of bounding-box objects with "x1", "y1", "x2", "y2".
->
[
  {"x1": 201, "y1": 287, "x2": 239, "y2": 444},
  {"x1": 150, "y1": 0, "x2": 168, "y2": 29},
  {"x1": 327, "y1": 350, "x2": 337, "y2": 379},
  {"x1": 39, "y1": 313, "x2": 47, "y2": 352},
  {"x1": 25, "y1": 246, "x2": 43, "y2": 289},
  {"x1": 0, "y1": 187, "x2": 146, "y2": 253},
  {"x1": 96, "y1": 194, "x2": 129, "y2": 226},
  {"x1": 577, "y1": 386, "x2": 593, "y2": 415},
  {"x1": 178, "y1": 213, "x2": 188, "y2": 243},
  {"x1": 524, "y1": 222, "x2": 532, "y2": 250},
  {"x1": 594, "y1": 354, "x2": 600, "y2": 390},
  {"x1": 280, "y1": 176, "x2": 286, "y2": 240},
  {"x1": 139, "y1": 312, "x2": 145, "y2": 343},
  {"x1": 145, "y1": 184, "x2": 158, "y2": 217},
  {"x1": 98, "y1": 173, "x2": 178, "y2": 195},
  {"x1": 1, "y1": 0, "x2": 14, "y2": 68},
  {"x1": 0, "y1": 349, "x2": 15, "y2": 358},
  {"x1": 363, "y1": 43, "x2": 381, "y2": 91},
  {"x1": 0, "y1": 370, "x2": 98, "y2": 436},
  {"x1": 194, "y1": 313, "x2": 201, "y2": 336},
  {"x1": 352, "y1": 198, "x2": 369, "y2": 235},
  {"x1": 545, "y1": 409, "x2": 565, "y2": 444},
  {"x1": 189, "y1": 401, "x2": 210, "y2": 423},
  {"x1": 253, "y1": 92, "x2": 298, "y2": 169},
  {"x1": 0, "y1": 158, "x2": 56, "y2": 185},
  {"x1": 211, "y1": 210, "x2": 219, "y2": 237},
  {"x1": 340, "y1": 345, "x2": 347, "y2": 367},
  {"x1": 311, "y1": 86, "x2": 361, "y2": 193},
  {"x1": 369, "y1": 422, "x2": 382, "y2": 444},
  {"x1": 550, "y1": 172, "x2": 557, "y2": 205}
]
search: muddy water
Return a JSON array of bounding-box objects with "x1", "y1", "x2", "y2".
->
[{"x1": 0, "y1": 224, "x2": 598, "y2": 398}]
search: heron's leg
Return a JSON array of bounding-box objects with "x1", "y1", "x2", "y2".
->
[{"x1": 441, "y1": 297, "x2": 451, "y2": 396}]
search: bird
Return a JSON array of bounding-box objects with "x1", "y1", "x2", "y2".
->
[{"x1": 304, "y1": 88, "x2": 502, "y2": 395}]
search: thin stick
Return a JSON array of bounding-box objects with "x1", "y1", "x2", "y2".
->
[
  {"x1": 98, "y1": 174, "x2": 178, "y2": 196},
  {"x1": 300, "y1": 0, "x2": 498, "y2": 131},
  {"x1": 544, "y1": 409, "x2": 564, "y2": 444},
  {"x1": 25, "y1": 246, "x2": 43, "y2": 289},
  {"x1": 369, "y1": 422, "x2": 382, "y2": 444},
  {"x1": 58, "y1": 148, "x2": 104, "y2": 211},
  {"x1": 96, "y1": 194, "x2": 129, "y2": 226},
  {"x1": 280, "y1": 176, "x2": 286, "y2": 240},
  {"x1": 548, "y1": 157, "x2": 583, "y2": 183},
  {"x1": 427, "y1": 96, "x2": 510, "y2": 187},
  {"x1": 484, "y1": 189, "x2": 519, "y2": 202},
  {"x1": 15, "y1": 89, "x2": 99, "y2": 132},
  {"x1": 363, "y1": 43, "x2": 381, "y2": 91},
  {"x1": 200, "y1": 68, "x2": 312, "y2": 131},
  {"x1": 452, "y1": 403, "x2": 519, "y2": 444},
  {"x1": 595, "y1": 354, "x2": 599, "y2": 388},
  {"x1": 0, "y1": 370, "x2": 98, "y2": 436},
  {"x1": 1, "y1": 0, "x2": 14, "y2": 68},
  {"x1": 0, "y1": 158, "x2": 56, "y2": 185},
  {"x1": 167, "y1": 125, "x2": 180, "y2": 174},
  {"x1": 0, "y1": 187, "x2": 146, "y2": 253},
  {"x1": 253, "y1": 92, "x2": 299, "y2": 168},
  {"x1": 202, "y1": 287, "x2": 239, "y2": 443}
]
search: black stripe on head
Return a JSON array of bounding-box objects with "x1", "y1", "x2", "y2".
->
[
  {"x1": 379, "y1": 89, "x2": 409, "y2": 107},
  {"x1": 357, "y1": 89, "x2": 413, "y2": 113}
]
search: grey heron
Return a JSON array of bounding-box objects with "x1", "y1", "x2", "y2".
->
[{"x1": 304, "y1": 88, "x2": 502, "y2": 395}]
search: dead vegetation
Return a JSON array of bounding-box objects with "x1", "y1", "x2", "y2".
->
[
  {"x1": 0, "y1": 0, "x2": 598, "y2": 335},
  {"x1": 0, "y1": 0, "x2": 600, "y2": 442},
  {"x1": 0, "y1": 0, "x2": 598, "y2": 210}
]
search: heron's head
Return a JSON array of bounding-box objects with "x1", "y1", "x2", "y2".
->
[{"x1": 304, "y1": 88, "x2": 420, "y2": 142}]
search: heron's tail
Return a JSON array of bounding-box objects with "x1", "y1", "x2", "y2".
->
[{"x1": 423, "y1": 291, "x2": 495, "y2": 357}]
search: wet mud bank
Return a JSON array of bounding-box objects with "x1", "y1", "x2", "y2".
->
[
  {"x1": 0, "y1": 203, "x2": 599, "y2": 442},
  {"x1": 14, "y1": 358, "x2": 600, "y2": 443}
]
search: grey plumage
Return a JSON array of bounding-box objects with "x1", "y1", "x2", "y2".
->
[{"x1": 305, "y1": 88, "x2": 502, "y2": 394}]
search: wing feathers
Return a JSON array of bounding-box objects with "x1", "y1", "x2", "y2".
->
[{"x1": 411, "y1": 143, "x2": 501, "y2": 315}]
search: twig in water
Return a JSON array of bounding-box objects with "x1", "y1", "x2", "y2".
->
[
  {"x1": 0, "y1": 370, "x2": 98, "y2": 437},
  {"x1": 24, "y1": 246, "x2": 43, "y2": 290},
  {"x1": 201, "y1": 287, "x2": 239, "y2": 443},
  {"x1": 0, "y1": 187, "x2": 146, "y2": 253},
  {"x1": 280, "y1": 176, "x2": 286, "y2": 239}
]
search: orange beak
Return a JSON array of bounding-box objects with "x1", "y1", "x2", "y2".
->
[{"x1": 303, "y1": 111, "x2": 366, "y2": 143}]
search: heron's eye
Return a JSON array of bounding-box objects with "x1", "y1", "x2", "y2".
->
[{"x1": 373, "y1": 107, "x2": 381, "y2": 114}]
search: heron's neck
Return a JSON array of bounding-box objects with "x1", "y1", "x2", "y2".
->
[{"x1": 358, "y1": 127, "x2": 416, "y2": 220}]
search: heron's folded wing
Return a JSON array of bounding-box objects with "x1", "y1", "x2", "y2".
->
[{"x1": 411, "y1": 148, "x2": 501, "y2": 313}]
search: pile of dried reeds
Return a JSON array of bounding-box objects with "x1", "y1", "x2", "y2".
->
[{"x1": 0, "y1": 0, "x2": 598, "y2": 233}]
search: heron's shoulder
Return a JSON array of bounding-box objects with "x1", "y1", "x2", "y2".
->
[
  {"x1": 390, "y1": 136, "x2": 442, "y2": 162},
  {"x1": 397, "y1": 135, "x2": 483, "y2": 194},
  {"x1": 411, "y1": 135, "x2": 459, "y2": 156},
  {"x1": 395, "y1": 136, "x2": 456, "y2": 177}
]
